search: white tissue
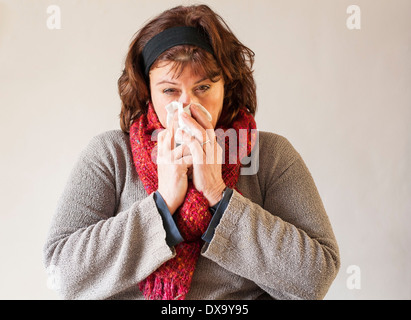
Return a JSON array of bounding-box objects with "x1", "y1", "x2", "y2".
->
[{"x1": 165, "y1": 101, "x2": 212, "y2": 141}]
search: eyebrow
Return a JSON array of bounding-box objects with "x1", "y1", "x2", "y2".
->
[
  {"x1": 156, "y1": 77, "x2": 208, "y2": 86},
  {"x1": 156, "y1": 80, "x2": 178, "y2": 86}
]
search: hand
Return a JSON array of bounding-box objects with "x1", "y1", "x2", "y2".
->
[
  {"x1": 176, "y1": 104, "x2": 226, "y2": 206},
  {"x1": 156, "y1": 113, "x2": 193, "y2": 215}
]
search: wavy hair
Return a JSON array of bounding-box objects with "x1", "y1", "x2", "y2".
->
[{"x1": 118, "y1": 4, "x2": 256, "y2": 132}]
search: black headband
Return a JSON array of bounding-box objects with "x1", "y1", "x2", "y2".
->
[{"x1": 142, "y1": 26, "x2": 214, "y2": 77}]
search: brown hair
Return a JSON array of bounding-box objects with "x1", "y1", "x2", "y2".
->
[{"x1": 118, "y1": 4, "x2": 256, "y2": 132}]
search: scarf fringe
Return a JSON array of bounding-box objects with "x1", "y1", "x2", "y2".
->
[{"x1": 140, "y1": 274, "x2": 187, "y2": 300}]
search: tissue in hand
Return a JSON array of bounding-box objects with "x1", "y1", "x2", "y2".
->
[{"x1": 165, "y1": 101, "x2": 212, "y2": 140}]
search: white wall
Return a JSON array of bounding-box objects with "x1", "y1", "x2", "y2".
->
[{"x1": 0, "y1": 0, "x2": 409, "y2": 299}]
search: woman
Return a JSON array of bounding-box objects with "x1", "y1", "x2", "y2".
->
[{"x1": 43, "y1": 4, "x2": 340, "y2": 300}]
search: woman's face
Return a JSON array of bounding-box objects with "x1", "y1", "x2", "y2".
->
[{"x1": 149, "y1": 62, "x2": 225, "y2": 128}]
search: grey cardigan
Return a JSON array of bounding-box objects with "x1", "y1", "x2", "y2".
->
[{"x1": 43, "y1": 130, "x2": 340, "y2": 300}]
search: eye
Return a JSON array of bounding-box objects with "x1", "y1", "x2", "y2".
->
[
  {"x1": 163, "y1": 88, "x2": 178, "y2": 95},
  {"x1": 196, "y1": 85, "x2": 211, "y2": 93}
]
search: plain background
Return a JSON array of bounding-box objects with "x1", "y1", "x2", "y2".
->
[{"x1": 0, "y1": 0, "x2": 410, "y2": 300}]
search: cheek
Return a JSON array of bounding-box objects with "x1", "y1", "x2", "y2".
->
[
  {"x1": 207, "y1": 85, "x2": 225, "y2": 127},
  {"x1": 151, "y1": 93, "x2": 169, "y2": 128},
  {"x1": 155, "y1": 106, "x2": 168, "y2": 128},
  {"x1": 208, "y1": 106, "x2": 221, "y2": 128}
]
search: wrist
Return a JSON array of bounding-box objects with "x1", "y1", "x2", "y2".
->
[
  {"x1": 157, "y1": 189, "x2": 178, "y2": 215},
  {"x1": 207, "y1": 183, "x2": 226, "y2": 207}
]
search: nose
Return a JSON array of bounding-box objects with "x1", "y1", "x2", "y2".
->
[
  {"x1": 178, "y1": 91, "x2": 197, "y2": 107},
  {"x1": 178, "y1": 91, "x2": 190, "y2": 107}
]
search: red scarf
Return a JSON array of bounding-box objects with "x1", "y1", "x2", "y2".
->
[{"x1": 130, "y1": 102, "x2": 257, "y2": 300}]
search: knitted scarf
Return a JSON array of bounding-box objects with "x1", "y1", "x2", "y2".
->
[{"x1": 130, "y1": 102, "x2": 257, "y2": 300}]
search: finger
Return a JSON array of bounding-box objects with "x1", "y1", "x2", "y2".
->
[
  {"x1": 203, "y1": 138, "x2": 217, "y2": 164},
  {"x1": 171, "y1": 143, "x2": 191, "y2": 161},
  {"x1": 186, "y1": 138, "x2": 205, "y2": 165},
  {"x1": 174, "y1": 127, "x2": 184, "y2": 145},
  {"x1": 170, "y1": 112, "x2": 179, "y2": 149},
  {"x1": 176, "y1": 128, "x2": 197, "y2": 147},
  {"x1": 187, "y1": 105, "x2": 217, "y2": 145},
  {"x1": 178, "y1": 128, "x2": 215, "y2": 164},
  {"x1": 206, "y1": 139, "x2": 224, "y2": 165},
  {"x1": 156, "y1": 129, "x2": 169, "y2": 156},
  {"x1": 182, "y1": 154, "x2": 193, "y2": 166},
  {"x1": 189, "y1": 104, "x2": 213, "y2": 130},
  {"x1": 180, "y1": 111, "x2": 209, "y2": 145}
]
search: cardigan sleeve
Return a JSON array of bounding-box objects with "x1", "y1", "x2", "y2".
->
[
  {"x1": 153, "y1": 191, "x2": 184, "y2": 247},
  {"x1": 202, "y1": 188, "x2": 233, "y2": 243},
  {"x1": 154, "y1": 187, "x2": 233, "y2": 245},
  {"x1": 43, "y1": 134, "x2": 176, "y2": 300},
  {"x1": 201, "y1": 135, "x2": 340, "y2": 300}
]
